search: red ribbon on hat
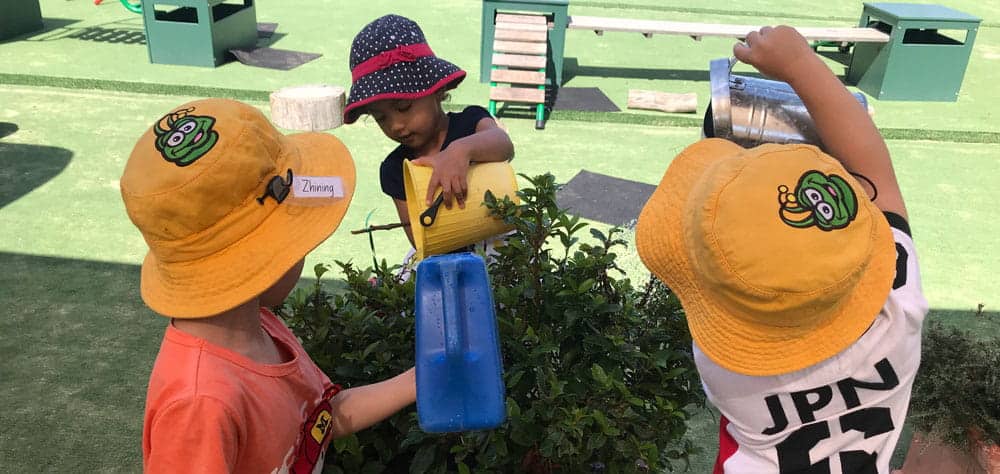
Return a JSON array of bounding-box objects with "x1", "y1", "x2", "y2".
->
[{"x1": 351, "y1": 43, "x2": 434, "y2": 81}]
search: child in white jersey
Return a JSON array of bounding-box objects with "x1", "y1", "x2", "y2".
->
[{"x1": 635, "y1": 26, "x2": 928, "y2": 474}]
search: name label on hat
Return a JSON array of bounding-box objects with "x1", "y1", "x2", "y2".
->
[{"x1": 293, "y1": 176, "x2": 345, "y2": 199}]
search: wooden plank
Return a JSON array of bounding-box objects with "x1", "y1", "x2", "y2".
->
[
  {"x1": 567, "y1": 16, "x2": 890, "y2": 43},
  {"x1": 492, "y1": 53, "x2": 546, "y2": 69},
  {"x1": 496, "y1": 13, "x2": 546, "y2": 24},
  {"x1": 795, "y1": 26, "x2": 890, "y2": 43},
  {"x1": 490, "y1": 69, "x2": 546, "y2": 85},
  {"x1": 627, "y1": 90, "x2": 697, "y2": 113},
  {"x1": 496, "y1": 22, "x2": 547, "y2": 32},
  {"x1": 495, "y1": 28, "x2": 547, "y2": 43},
  {"x1": 490, "y1": 87, "x2": 546, "y2": 104},
  {"x1": 494, "y1": 40, "x2": 548, "y2": 55}
]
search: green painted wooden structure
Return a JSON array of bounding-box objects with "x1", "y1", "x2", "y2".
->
[
  {"x1": 0, "y1": 0, "x2": 44, "y2": 41},
  {"x1": 480, "y1": 0, "x2": 568, "y2": 86},
  {"x1": 139, "y1": 0, "x2": 258, "y2": 67},
  {"x1": 847, "y1": 3, "x2": 980, "y2": 101}
]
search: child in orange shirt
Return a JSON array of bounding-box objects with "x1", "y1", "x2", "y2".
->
[{"x1": 121, "y1": 98, "x2": 416, "y2": 473}]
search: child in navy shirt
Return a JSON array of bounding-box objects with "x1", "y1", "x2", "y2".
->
[{"x1": 343, "y1": 14, "x2": 514, "y2": 248}]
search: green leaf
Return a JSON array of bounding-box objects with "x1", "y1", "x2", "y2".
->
[
  {"x1": 587, "y1": 433, "x2": 607, "y2": 451},
  {"x1": 591, "y1": 364, "x2": 610, "y2": 386},
  {"x1": 362, "y1": 341, "x2": 381, "y2": 359},
  {"x1": 665, "y1": 367, "x2": 688, "y2": 379},
  {"x1": 409, "y1": 444, "x2": 436, "y2": 474},
  {"x1": 313, "y1": 263, "x2": 330, "y2": 279},
  {"x1": 332, "y1": 434, "x2": 361, "y2": 455}
]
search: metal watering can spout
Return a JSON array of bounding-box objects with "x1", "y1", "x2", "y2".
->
[{"x1": 708, "y1": 57, "x2": 869, "y2": 150}]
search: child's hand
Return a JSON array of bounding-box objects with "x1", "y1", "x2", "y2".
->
[
  {"x1": 411, "y1": 145, "x2": 471, "y2": 210},
  {"x1": 734, "y1": 26, "x2": 817, "y2": 84}
]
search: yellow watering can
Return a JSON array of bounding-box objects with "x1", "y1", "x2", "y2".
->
[{"x1": 403, "y1": 160, "x2": 519, "y2": 261}]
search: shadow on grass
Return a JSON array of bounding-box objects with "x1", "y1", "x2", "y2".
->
[
  {"x1": 23, "y1": 17, "x2": 140, "y2": 43},
  {"x1": 924, "y1": 307, "x2": 1000, "y2": 339},
  {"x1": 564, "y1": 56, "x2": 712, "y2": 83},
  {"x1": 0, "y1": 18, "x2": 80, "y2": 44},
  {"x1": 66, "y1": 25, "x2": 147, "y2": 45},
  {"x1": 0, "y1": 122, "x2": 17, "y2": 139},
  {"x1": 0, "y1": 253, "x2": 161, "y2": 471},
  {"x1": 0, "y1": 141, "x2": 72, "y2": 209},
  {"x1": 562, "y1": 57, "x2": 850, "y2": 85},
  {"x1": 817, "y1": 49, "x2": 854, "y2": 67}
]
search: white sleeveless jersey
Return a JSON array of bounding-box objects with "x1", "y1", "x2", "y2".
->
[{"x1": 700, "y1": 217, "x2": 928, "y2": 474}]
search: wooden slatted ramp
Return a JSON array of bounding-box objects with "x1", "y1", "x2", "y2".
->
[{"x1": 490, "y1": 13, "x2": 549, "y2": 130}]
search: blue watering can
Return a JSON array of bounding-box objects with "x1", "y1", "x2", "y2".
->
[{"x1": 415, "y1": 252, "x2": 506, "y2": 433}]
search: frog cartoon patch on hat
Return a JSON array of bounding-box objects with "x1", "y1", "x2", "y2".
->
[
  {"x1": 778, "y1": 170, "x2": 858, "y2": 231},
  {"x1": 153, "y1": 107, "x2": 219, "y2": 167}
]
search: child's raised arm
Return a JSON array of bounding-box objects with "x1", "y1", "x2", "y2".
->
[{"x1": 734, "y1": 26, "x2": 908, "y2": 219}]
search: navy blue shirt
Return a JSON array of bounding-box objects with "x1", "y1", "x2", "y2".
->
[{"x1": 379, "y1": 105, "x2": 492, "y2": 201}]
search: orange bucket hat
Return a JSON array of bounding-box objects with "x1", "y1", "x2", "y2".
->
[
  {"x1": 120, "y1": 98, "x2": 356, "y2": 319},
  {"x1": 636, "y1": 138, "x2": 894, "y2": 376}
]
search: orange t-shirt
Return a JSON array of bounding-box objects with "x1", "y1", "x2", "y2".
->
[{"x1": 142, "y1": 308, "x2": 340, "y2": 473}]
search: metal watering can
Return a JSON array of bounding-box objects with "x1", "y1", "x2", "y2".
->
[
  {"x1": 708, "y1": 57, "x2": 869, "y2": 149},
  {"x1": 415, "y1": 252, "x2": 506, "y2": 433}
]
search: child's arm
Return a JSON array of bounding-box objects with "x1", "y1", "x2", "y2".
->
[
  {"x1": 329, "y1": 368, "x2": 416, "y2": 438},
  {"x1": 734, "y1": 26, "x2": 908, "y2": 219},
  {"x1": 412, "y1": 117, "x2": 514, "y2": 209}
]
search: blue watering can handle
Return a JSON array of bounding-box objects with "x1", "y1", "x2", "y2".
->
[{"x1": 441, "y1": 264, "x2": 465, "y2": 359}]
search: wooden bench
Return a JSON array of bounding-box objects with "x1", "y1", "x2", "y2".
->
[
  {"x1": 480, "y1": 1, "x2": 978, "y2": 105},
  {"x1": 489, "y1": 13, "x2": 550, "y2": 129},
  {"x1": 566, "y1": 15, "x2": 890, "y2": 44}
]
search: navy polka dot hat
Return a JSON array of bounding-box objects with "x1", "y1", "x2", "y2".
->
[{"x1": 343, "y1": 14, "x2": 466, "y2": 124}]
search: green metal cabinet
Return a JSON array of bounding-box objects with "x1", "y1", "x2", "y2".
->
[
  {"x1": 0, "y1": 0, "x2": 44, "y2": 41},
  {"x1": 140, "y1": 0, "x2": 258, "y2": 67},
  {"x1": 847, "y1": 3, "x2": 980, "y2": 101},
  {"x1": 480, "y1": 0, "x2": 568, "y2": 86}
]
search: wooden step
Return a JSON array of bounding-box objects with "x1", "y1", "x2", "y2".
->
[
  {"x1": 490, "y1": 87, "x2": 546, "y2": 104},
  {"x1": 492, "y1": 53, "x2": 546, "y2": 69},
  {"x1": 490, "y1": 69, "x2": 546, "y2": 85},
  {"x1": 493, "y1": 40, "x2": 548, "y2": 55},
  {"x1": 496, "y1": 22, "x2": 547, "y2": 32},
  {"x1": 496, "y1": 13, "x2": 546, "y2": 24},
  {"x1": 495, "y1": 28, "x2": 548, "y2": 43}
]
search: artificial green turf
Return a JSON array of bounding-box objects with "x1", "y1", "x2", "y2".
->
[
  {"x1": 1, "y1": 0, "x2": 999, "y2": 471},
  {"x1": 1, "y1": 0, "x2": 999, "y2": 132},
  {"x1": 5, "y1": 73, "x2": 998, "y2": 144}
]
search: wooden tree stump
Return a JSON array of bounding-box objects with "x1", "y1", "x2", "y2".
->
[
  {"x1": 627, "y1": 90, "x2": 697, "y2": 113},
  {"x1": 269, "y1": 84, "x2": 346, "y2": 131}
]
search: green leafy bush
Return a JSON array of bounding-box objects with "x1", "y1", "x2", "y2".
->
[
  {"x1": 279, "y1": 173, "x2": 705, "y2": 473},
  {"x1": 910, "y1": 322, "x2": 1000, "y2": 448}
]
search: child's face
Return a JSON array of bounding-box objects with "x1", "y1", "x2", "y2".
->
[{"x1": 367, "y1": 94, "x2": 446, "y2": 153}]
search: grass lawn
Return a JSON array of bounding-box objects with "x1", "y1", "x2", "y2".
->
[{"x1": 1, "y1": 0, "x2": 998, "y2": 471}]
